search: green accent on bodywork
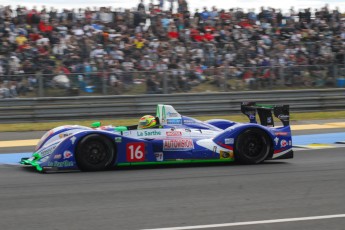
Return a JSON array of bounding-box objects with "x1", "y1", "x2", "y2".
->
[
  {"x1": 114, "y1": 126, "x2": 128, "y2": 132},
  {"x1": 117, "y1": 159, "x2": 234, "y2": 166},
  {"x1": 162, "y1": 105, "x2": 166, "y2": 122},
  {"x1": 91, "y1": 121, "x2": 101, "y2": 128},
  {"x1": 20, "y1": 152, "x2": 43, "y2": 172},
  {"x1": 156, "y1": 105, "x2": 160, "y2": 117},
  {"x1": 33, "y1": 152, "x2": 41, "y2": 160}
]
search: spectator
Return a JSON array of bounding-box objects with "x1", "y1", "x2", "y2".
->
[{"x1": 0, "y1": 2, "x2": 344, "y2": 97}]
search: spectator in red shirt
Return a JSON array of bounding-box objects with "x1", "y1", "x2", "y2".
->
[
  {"x1": 168, "y1": 27, "x2": 179, "y2": 40},
  {"x1": 38, "y1": 21, "x2": 53, "y2": 32},
  {"x1": 204, "y1": 29, "x2": 214, "y2": 41},
  {"x1": 29, "y1": 29, "x2": 41, "y2": 41}
]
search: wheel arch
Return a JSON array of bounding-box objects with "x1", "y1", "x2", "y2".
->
[
  {"x1": 75, "y1": 133, "x2": 118, "y2": 171},
  {"x1": 233, "y1": 126, "x2": 274, "y2": 164}
]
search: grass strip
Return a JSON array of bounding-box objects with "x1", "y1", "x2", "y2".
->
[{"x1": 0, "y1": 110, "x2": 345, "y2": 132}]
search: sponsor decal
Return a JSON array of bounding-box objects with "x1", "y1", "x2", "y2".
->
[
  {"x1": 63, "y1": 150, "x2": 72, "y2": 159},
  {"x1": 289, "y1": 140, "x2": 292, "y2": 146},
  {"x1": 154, "y1": 152, "x2": 164, "y2": 162},
  {"x1": 278, "y1": 114, "x2": 289, "y2": 120},
  {"x1": 163, "y1": 139, "x2": 194, "y2": 151},
  {"x1": 267, "y1": 117, "x2": 272, "y2": 123},
  {"x1": 39, "y1": 145, "x2": 57, "y2": 158},
  {"x1": 115, "y1": 137, "x2": 122, "y2": 143},
  {"x1": 59, "y1": 133, "x2": 72, "y2": 139},
  {"x1": 70, "y1": 136, "x2": 76, "y2": 145},
  {"x1": 224, "y1": 138, "x2": 234, "y2": 145},
  {"x1": 280, "y1": 139, "x2": 288, "y2": 148},
  {"x1": 167, "y1": 112, "x2": 179, "y2": 117},
  {"x1": 274, "y1": 137, "x2": 279, "y2": 145},
  {"x1": 213, "y1": 146, "x2": 217, "y2": 153},
  {"x1": 249, "y1": 114, "x2": 255, "y2": 120},
  {"x1": 166, "y1": 131, "x2": 182, "y2": 136},
  {"x1": 275, "y1": 132, "x2": 289, "y2": 136},
  {"x1": 137, "y1": 130, "x2": 161, "y2": 137},
  {"x1": 40, "y1": 156, "x2": 50, "y2": 163},
  {"x1": 47, "y1": 160, "x2": 74, "y2": 167},
  {"x1": 167, "y1": 118, "x2": 182, "y2": 125},
  {"x1": 53, "y1": 154, "x2": 62, "y2": 160},
  {"x1": 122, "y1": 131, "x2": 131, "y2": 136},
  {"x1": 220, "y1": 150, "x2": 234, "y2": 159}
]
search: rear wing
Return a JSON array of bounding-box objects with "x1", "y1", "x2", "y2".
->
[{"x1": 241, "y1": 102, "x2": 290, "y2": 127}]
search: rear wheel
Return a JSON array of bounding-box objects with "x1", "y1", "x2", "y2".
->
[
  {"x1": 234, "y1": 128, "x2": 271, "y2": 164},
  {"x1": 76, "y1": 134, "x2": 116, "y2": 171}
]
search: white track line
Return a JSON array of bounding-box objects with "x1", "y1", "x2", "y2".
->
[{"x1": 142, "y1": 214, "x2": 345, "y2": 230}]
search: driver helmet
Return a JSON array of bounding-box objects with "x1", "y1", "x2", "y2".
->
[{"x1": 138, "y1": 115, "x2": 157, "y2": 129}]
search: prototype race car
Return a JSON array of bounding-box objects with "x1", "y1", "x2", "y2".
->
[{"x1": 21, "y1": 102, "x2": 293, "y2": 172}]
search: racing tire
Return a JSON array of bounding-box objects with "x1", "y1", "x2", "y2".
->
[
  {"x1": 234, "y1": 128, "x2": 271, "y2": 164},
  {"x1": 76, "y1": 134, "x2": 116, "y2": 171}
]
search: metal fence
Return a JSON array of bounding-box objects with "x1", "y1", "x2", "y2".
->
[
  {"x1": 0, "y1": 88, "x2": 344, "y2": 123},
  {"x1": 1, "y1": 64, "x2": 345, "y2": 99}
]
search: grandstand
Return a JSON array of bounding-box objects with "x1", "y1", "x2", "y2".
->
[{"x1": 0, "y1": 0, "x2": 345, "y2": 98}]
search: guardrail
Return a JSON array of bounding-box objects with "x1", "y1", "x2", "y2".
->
[{"x1": 0, "y1": 88, "x2": 344, "y2": 123}]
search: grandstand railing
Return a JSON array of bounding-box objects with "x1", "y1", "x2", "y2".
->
[
  {"x1": 0, "y1": 88, "x2": 345, "y2": 123},
  {"x1": 1, "y1": 64, "x2": 345, "y2": 99}
]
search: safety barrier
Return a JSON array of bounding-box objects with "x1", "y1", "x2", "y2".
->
[{"x1": 0, "y1": 88, "x2": 344, "y2": 123}]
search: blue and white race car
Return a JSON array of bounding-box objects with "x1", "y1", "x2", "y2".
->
[{"x1": 21, "y1": 102, "x2": 293, "y2": 172}]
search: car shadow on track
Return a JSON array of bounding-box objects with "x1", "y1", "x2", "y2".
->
[
  {"x1": 18, "y1": 161, "x2": 288, "y2": 174},
  {"x1": 113, "y1": 161, "x2": 288, "y2": 171}
]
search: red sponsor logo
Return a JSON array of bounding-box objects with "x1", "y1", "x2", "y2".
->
[
  {"x1": 163, "y1": 139, "x2": 194, "y2": 151},
  {"x1": 63, "y1": 150, "x2": 73, "y2": 159},
  {"x1": 166, "y1": 131, "x2": 182, "y2": 136},
  {"x1": 275, "y1": 132, "x2": 289, "y2": 136},
  {"x1": 280, "y1": 140, "x2": 287, "y2": 148}
]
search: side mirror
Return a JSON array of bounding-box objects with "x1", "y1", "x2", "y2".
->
[{"x1": 91, "y1": 121, "x2": 101, "y2": 128}]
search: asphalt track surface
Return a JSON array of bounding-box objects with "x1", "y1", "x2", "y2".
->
[
  {"x1": 1, "y1": 125, "x2": 345, "y2": 230},
  {"x1": 0, "y1": 149, "x2": 345, "y2": 229}
]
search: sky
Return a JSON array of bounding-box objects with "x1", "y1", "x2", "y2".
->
[{"x1": 1, "y1": 0, "x2": 345, "y2": 13}]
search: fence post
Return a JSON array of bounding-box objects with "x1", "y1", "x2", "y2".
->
[
  {"x1": 223, "y1": 67, "x2": 228, "y2": 92},
  {"x1": 102, "y1": 71, "x2": 107, "y2": 95},
  {"x1": 333, "y1": 64, "x2": 338, "y2": 87},
  {"x1": 269, "y1": 66, "x2": 274, "y2": 88},
  {"x1": 38, "y1": 72, "x2": 44, "y2": 97},
  {"x1": 279, "y1": 66, "x2": 285, "y2": 86},
  {"x1": 163, "y1": 71, "x2": 168, "y2": 94}
]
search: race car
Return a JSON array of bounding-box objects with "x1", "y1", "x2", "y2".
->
[{"x1": 20, "y1": 102, "x2": 293, "y2": 172}]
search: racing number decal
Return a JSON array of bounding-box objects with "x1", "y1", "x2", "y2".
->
[{"x1": 126, "y1": 143, "x2": 145, "y2": 162}]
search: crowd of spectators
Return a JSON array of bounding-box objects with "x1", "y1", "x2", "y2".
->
[{"x1": 1, "y1": 1, "x2": 345, "y2": 97}]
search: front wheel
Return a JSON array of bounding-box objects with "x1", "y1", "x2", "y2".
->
[
  {"x1": 76, "y1": 134, "x2": 116, "y2": 171},
  {"x1": 234, "y1": 128, "x2": 271, "y2": 164}
]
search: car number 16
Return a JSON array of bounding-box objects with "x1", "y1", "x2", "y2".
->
[{"x1": 126, "y1": 142, "x2": 145, "y2": 162}]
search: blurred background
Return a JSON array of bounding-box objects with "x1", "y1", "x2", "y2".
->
[{"x1": 1, "y1": 0, "x2": 345, "y2": 98}]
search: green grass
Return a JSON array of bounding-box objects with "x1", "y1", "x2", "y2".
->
[{"x1": 1, "y1": 110, "x2": 345, "y2": 132}]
